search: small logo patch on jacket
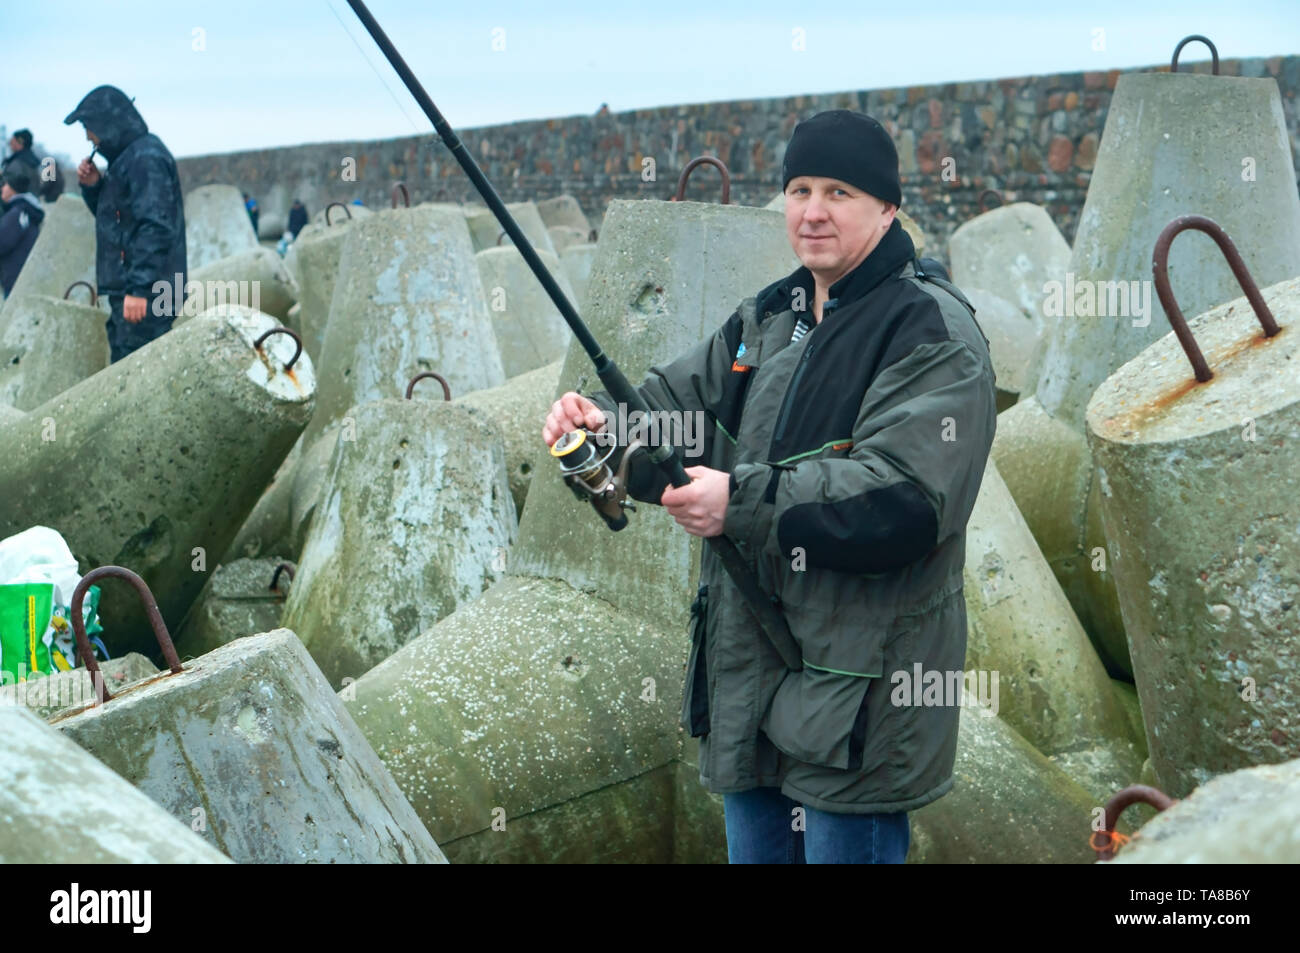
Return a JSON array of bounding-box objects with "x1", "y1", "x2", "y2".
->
[{"x1": 731, "y1": 340, "x2": 752, "y2": 372}]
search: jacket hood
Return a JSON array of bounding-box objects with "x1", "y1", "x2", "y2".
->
[{"x1": 64, "y1": 85, "x2": 148, "y2": 162}]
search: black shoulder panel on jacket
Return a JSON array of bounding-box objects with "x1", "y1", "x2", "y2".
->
[
  {"x1": 777, "y1": 480, "x2": 939, "y2": 573},
  {"x1": 767, "y1": 279, "x2": 952, "y2": 462}
]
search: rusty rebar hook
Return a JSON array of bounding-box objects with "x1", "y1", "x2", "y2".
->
[
  {"x1": 270, "y1": 561, "x2": 296, "y2": 595},
  {"x1": 324, "y1": 201, "x2": 352, "y2": 226},
  {"x1": 978, "y1": 189, "x2": 1004, "y2": 213},
  {"x1": 391, "y1": 182, "x2": 410, "y2": 209},
  {"x1": 1091, "y1": 784, "x2": 1177, "y2": 861},
  {"x1": 405, "y1": 371, "x2": 452, "y2": 401},
  {"x1": 496, "y1": 230, "x2": 510, "y2": 247},
  {"x1": 71, "y1": 566, "x2": 184, "y2": 705},
  {"x1": 253, "y1": 326, "x2": 303, "y2": 372},
  {"x1": 672, "y1": 156, "x2": 731, "y2": 204},
  {"x1": 64, "y1": 280, "x2": 98, "y2": 306},
  {"x1": 1152, "y1": 214, "x2": 1281, "y2": 383},
  {"x1": 1171, "y1": 35, "x2": 1220, "y2": 74}
]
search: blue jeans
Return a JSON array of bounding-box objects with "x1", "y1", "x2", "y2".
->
[{"x1": 723, "y1": 787, "x2": 910, "y2": 864}]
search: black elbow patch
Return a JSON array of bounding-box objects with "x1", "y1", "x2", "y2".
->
[{"x1": 777, "y1": 482, "x2": 939, "y2": 573}]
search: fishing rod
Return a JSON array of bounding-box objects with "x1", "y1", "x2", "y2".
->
[{"x1": 344, "y1": 0, "x2": 801, "y2": 672}]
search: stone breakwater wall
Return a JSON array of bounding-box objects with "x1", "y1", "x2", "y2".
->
[{"x1": 176, "y1": 55, "x2": 1300, "y2": 256}]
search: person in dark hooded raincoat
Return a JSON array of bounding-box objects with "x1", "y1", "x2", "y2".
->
[{"x1": 65, "y1": 85, "x2": 186, "y2": 362}]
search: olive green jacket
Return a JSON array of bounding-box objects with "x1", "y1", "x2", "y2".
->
[{"x1": 586, "y1": 221, "x2": 997, "y2": 813}]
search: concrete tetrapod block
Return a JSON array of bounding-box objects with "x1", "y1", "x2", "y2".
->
[
  {"x1": 466, "y1": 201, "x2": 557, "y2": 256},
  {"x1": 559, "y1": 243, "x2": 597, "y2": 309},
  {"x1": 991, "y1": 395, "x2": 1131, "y2": 676},
  {"x1": 1033, "y1": 73, "x2": 1300, "y2": 432},
  {"x1": 184, "y1": 184, "x2": 260, "y2": 271},
  {"x1": 0, "y1": 197, "x2": 96, "y2": 330},
  {"x1": 174, "y1": 557, "x2": 293, "y2": 659},
  {"x1": 764, "y1": 190, "x2": 928, "y2": 255},
  {"x1": 283, "y1": 398, "x2": 517, "y2": 689},
  {"x1": 947, "y1": 201, "x2": 1070, "y2": 341},
  {"x1": 962, "y1": 458, "x2": 1140, "y2": 800},
  {"x1": 1086, "y1": 275, "x2": 1300, "y2": 798},
  {"x1": 288, "y1": 425, "x2": 340, "y2": 557},
  {"x1": 438, "y1": 742, "x2": 728, "y2": 864},
  {"x1": 0, "y1": 653, "x2": 158, "y2": 720},
  {"x1": 1111, "y1": 758, "x2": 1300, "y2": 863},
  {"x1": 547, "y1": 225, "x2": 588, "y2": 255},
  {"x1": 0, "y1": 305, "x2": 315, "y2": 657},
  {"x1": 908, "y1": 704, "x2": 1128, "y2": 863},
  {"x1": 282, "y1": 237, "x2": 303, "y2": 288},
  {"x1": 345, "y1": 198, "x2": 799, "y2": 861},
  {"x1": 223, "y1": 431, "x2": 304, "y2": 562},
  {"x1": 303, "y1": 205, "x2": 505, "y2": 451},
  {"x1": 965, "y1": 288, "x2": 1039, "y2": 412},
  {"x1": 475, "y1": 246, "x2": 575, "y2": 378},
  {"x1": 0, "y1": 292, "x2": 110, "y2": 411},
  {"x1": 457, "y1": 359, "x2": 564, "y2": 517},
  {"x1": 289, "y1": 214, "x2": 365, "y2": 360},
  {"x1": 0, "y1": 707, "x2": 232, "y2": 863},
  {"x1": 535, "y1": 195, "x2": 591, "y2": 233},
  {"x1": 1000, "y1": 75, "x2": 1300, "y2": 673},
  {"x1": 179, "y1": 245, "x2": 299, "y2": 323},
  {"x1": 51, "y1": 629, "x2": 447, "y2": 863}
]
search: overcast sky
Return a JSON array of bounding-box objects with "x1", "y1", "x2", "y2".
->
[{"x1": 4, "y1": 0, "x2": 1297, "y2": 162}]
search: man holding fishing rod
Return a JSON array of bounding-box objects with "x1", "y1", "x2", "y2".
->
[
  {"x1": 337, "y1": 0, "x2": 996, "y2": 866},
  {"x1": 543, "y1": 111, "x2": 998, "y2": 863}
]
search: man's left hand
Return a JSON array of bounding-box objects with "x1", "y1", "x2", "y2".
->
[
  {"x1": 122, "y1": 295, "x2": 147, "y2": 323},
  {"x1": 660, "y1": 466, "x2": 731, "y2": 537}
]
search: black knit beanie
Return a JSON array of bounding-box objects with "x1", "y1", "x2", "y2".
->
[{"x1": 781, "y1": 109, "x2": 902, "y2": 207}]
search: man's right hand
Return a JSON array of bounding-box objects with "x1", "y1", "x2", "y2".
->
[
  {"x1": 77, "y1": 159, "x2": 100, "y2": 186},
  {"x1": 542, "y1": 391, "x2": 607, "y2": 447}
]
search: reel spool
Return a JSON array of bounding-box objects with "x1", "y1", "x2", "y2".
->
[{"x1": 550, "y1": 429, "x2": 643, "y2": 531}]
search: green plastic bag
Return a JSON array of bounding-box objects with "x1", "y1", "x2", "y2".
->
[{"x1": 0, "y1": 582, "x2": 102, "y2": 682}]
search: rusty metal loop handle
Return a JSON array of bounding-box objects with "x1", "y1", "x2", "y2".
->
[
  {"x1": 64, "y1": 280, "x2": 98, "y2": 306},
  {"x1": 1091, "y1": 784, "x2": 1177, "y2": 861},
  {"x1": 324, "y1": 201, "x2": 352, "y2": 226},
  {"x1": 1152, "y1": 214, "x2": 1281, "y2": 382},
  {"x1": 496, "y1": 230, "x2": 510, "y2": 246},
  {"x1": 391, "y1": 182, "x2": 410, "y2": 209},
  {"x1": 1171, "y1": 35, "x2": 1219, "y2": 74},
  {"x1": 405, "y1": 371, "x2": 452, "y2": 401},
  {"x1": 71, "y1": 566, "x2": 183, "y2": 705},
  {"x1": 978, "y1": 189, "x2": 1004, "y2": 213},
  {"x1": 672, "y1": 156, "x2": 731, "y2": 204},
  {"x1": 270, "y1": 561, "x2": 296, "y2": 594},
  {"x1": 253, "y1": 326, "x2": 303, "y2": 372}
]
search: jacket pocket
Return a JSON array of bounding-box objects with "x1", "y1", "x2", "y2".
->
[
  {"x1": 759, "y1": 599, "x2": 889, "y2": 770},
  {"x1": 680, "y1": 583, "x2": 710, "y2": 737}
]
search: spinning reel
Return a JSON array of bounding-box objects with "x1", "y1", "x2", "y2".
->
[{"x1": 549, "y1": 429, "x2": 645, "y2": 532}]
